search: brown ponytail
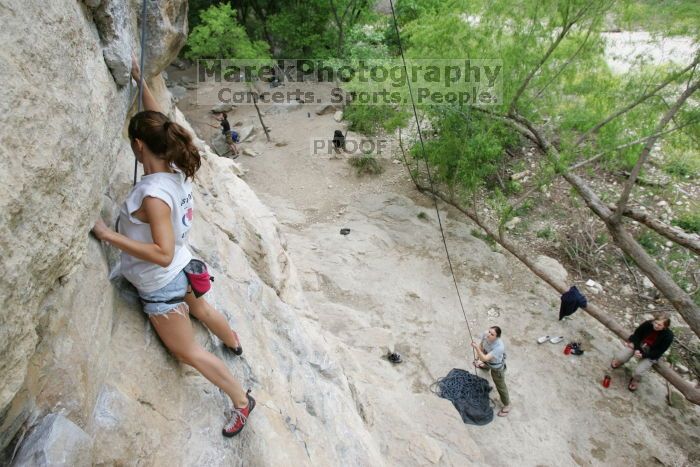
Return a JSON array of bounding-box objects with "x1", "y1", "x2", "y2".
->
[{"x1": 128, "y1": 110, "x2": 201, "y2": 179}]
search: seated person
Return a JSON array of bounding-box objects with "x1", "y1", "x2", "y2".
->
[{"x1": 611, "y1": 312, "x2": 673, "y2": 392}]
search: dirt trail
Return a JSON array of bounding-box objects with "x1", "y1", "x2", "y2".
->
[{"x1": 177, "y1": 76, "x2": 699, "y2": 466}]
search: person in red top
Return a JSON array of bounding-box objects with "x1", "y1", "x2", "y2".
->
[{"x1": 610, "y1": 312, "x2": 674, "y2": 392}]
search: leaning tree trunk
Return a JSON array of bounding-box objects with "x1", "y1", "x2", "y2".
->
[
  {"x1": 559, "y1": 76, "x2": 700, "y2": 339},
  {"x1": 412, "y1": 181, "x2": 700, "y2": 405}
]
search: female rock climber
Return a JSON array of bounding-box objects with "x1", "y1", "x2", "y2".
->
[
  {"x1": 610, "y1": 312, "x2": 674, "y2": 392},
  {"x1": 92, "y1": 56, "x2": 254, "y2": 437}
]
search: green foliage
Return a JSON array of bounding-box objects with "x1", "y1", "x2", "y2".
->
[
  {"x1": 188, "y1": 0, "x2": 223, "y2": 31},
  {"x1": 344, "y1": 103, "x2": 409, "y2": 135},
  {"x1": 514, "y1": 199, "x2": 535, "y2": 217},
  {"x1": 666, "y1": 342, "x2": 681, "y2": 365},
  {"x1": 672, "y1": 210, "x2": 700, "y2": 234},
  {"x1": 536, "y1": 227, "x2": 555, "y2": 240},
  {"x1": 664, "y1": 159, "x2": 695, "y2": 178},
  {"x1": 348, "y1": 154, "x2": 384, "y2": 175},
  {"x1": 265, "y1": 0, "x2": 375, "y2": 58},
  {"x1": 185, "y1": 3, "x2": 270, "y2": 60},
  {"x1": 345, "y1": 23, "x2": 391, "y2": 60},
  {"x1": 417, "y1": 211, "x2": 429, "y2": 220},
  {"x1": 410, "y1": 109, "x2": 517, "y2": 192},
  {"x1": 662, "y1": 143, "x2": 700, "y2": 179},
  {"x1": 394, "y1": 0, "x2": 445, "y2": 24},
  {"x1": 267, "y1": 2, "x2": 335, "y2": 58},
  {"x1": 506, "y1": 180, "x2": 523, "y2": 194},
  {"x1": 637, "y1": 230, "x2": 660, "y2": 254},
  {"x1": 616, "y1": 0, "x2": 700, "y2": 37}
]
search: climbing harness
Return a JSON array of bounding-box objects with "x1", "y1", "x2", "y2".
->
[
  {"x1": 134, "y1": 0, "x2": 148, "y2": 186},
  {"x1": 388, "y1": 0, "x2": 477, "y2": 356}
]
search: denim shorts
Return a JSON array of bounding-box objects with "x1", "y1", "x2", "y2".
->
[{"x1": 139, "y1": 270, "x2": 189, "y2": 316}]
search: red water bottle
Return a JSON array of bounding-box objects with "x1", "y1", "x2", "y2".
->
[
  {"x1": 602, "y1": 375, "x2": 611, "y2": 388},
  {"x1": 564, "y1": 343, "x2": 572, "y2": 355}
]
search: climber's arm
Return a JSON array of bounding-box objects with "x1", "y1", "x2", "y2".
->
[
  {"x1": 131, "y1": 54, "x2": 162, "y2": 114},
  {"x1": 92, "y1": 198, "x2": 175, "y2": 268}
]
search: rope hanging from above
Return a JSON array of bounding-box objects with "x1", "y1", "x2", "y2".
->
[
  {"x1": 134, "y1": 0, "x2": 148, "y2": 186},
  {"x1": 387, "y1": 0, "x2": 477, "y2": 359}
]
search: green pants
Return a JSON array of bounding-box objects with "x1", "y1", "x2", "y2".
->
[{"x1": 489, "y1": 366, "x2": 510, "y2": 406}]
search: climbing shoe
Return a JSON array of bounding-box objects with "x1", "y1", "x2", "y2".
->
[
  {"x1": 225, "y1": 344, "x2": 243, "y2": 356},
  {"x1": 388, "y1": 352, "x2": 402, "y2": 364},
  {"x1": 225, "y1": 331, "x2": 243, "y2": 356},
  {"x1": 222, "y1": 391, "x2": 255, "y2": 437},
  {"x1": 570, "y1": 342, "x2": 584, "y2": 356}
]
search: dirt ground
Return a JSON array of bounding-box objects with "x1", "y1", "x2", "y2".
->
[{"x1": 174, "y1": 70, "x2": 700, "y2": 466}]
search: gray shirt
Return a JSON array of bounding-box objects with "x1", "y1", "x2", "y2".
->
[{"x1": 481, "y1": 332, "x2": 505, "y2": 369}]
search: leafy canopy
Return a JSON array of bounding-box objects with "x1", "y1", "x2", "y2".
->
[{"x1": 185, "y1": 3, "x2": 270, "y2": 60}]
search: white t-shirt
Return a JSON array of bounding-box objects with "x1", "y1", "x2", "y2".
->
[
  {"x1": 480, "y1": 332, "x2": 506, "y2": 369},
  {"x1": 118, "y1": 171, "x2": 193, "y2": 293}
]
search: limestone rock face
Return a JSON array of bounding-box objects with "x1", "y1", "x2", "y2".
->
[
  {"x1": 11, "y1": 414, "x2": 93, "y2": 466},
  {"x1": 0, "y1": 1, "x2": 379, "y2": 465}
]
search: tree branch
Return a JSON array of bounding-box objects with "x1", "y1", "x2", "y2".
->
[
  {"x1": 489, "y1": 107, "x2": 700, "y2": 338},
  {"x1": 508, "y1": 23, "x2": 575, "y2": 114},
  {"x1": 569, "y1": 120, "x2": 698, "y2": 170},
  {"x1": 574, "y1": 56, "x2": 700, "y2": 147},
  {"x1": 612, "y1": 80, "x2": 699, "y2": 223},
  {"x1": 609, "y1": 204, "x2": 700, "y2": 255},
  {"x1": 534, "y1": 22, "x2": 595, "y2": 98},
  {"x1": 409, "y1": 178, "x2": 700, "y2": 404}
]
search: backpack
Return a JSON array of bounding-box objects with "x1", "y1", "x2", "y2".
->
[{"x1": 230, "y1": 130, "x2": 240, "y2": 143}]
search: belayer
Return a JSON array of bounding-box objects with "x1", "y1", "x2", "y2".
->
[
  {"x1": 92, "y1": 56, "x2": 254, "y2": 437},
  {"x1": 472, "y1": 326, "x2": 511, "y2": 417}
]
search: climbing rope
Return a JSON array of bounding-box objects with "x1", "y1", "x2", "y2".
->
[
  {"x1": 134, "y1": 0, "x2": 148, "y2": 186},
  {"x1": 388, "y1": 0, "x2": 478, "y2": 361}
]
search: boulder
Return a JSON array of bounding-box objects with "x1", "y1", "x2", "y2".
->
[
  {"x1": 211, "y1": 103, "x2": 234, "y2": 113},
  {"x1": 533, "y1": 255, "x2": 568, "y2": 285},
  {"x1": 315, "y1": 104, "x2": 337, "y2": 115},
  {"x1": 171, "y1": 58, "x2": 188, "y2": 70},
  {"x1": 210, "y1": 133, "x2": 229, "y2": 156},
  {"x1": 168, "y1": 85, "x2": 187, "y2": 100},
  {"x1": 242, "y1": 147, "x2": 260, "y2": 157},
  {"x1": 505, "y1": 216, "x2": 521, "y2": 230},
  {"x1": 237, "y1": 125, "x2": 255, "y2": 142},
  {"x1": 511, "y1": 170, "x2": 530, "y2": 181},
  {"x1": 266, "y1": 101, "x2": 302, "y2": 114},
  {"x1": 585, "y1": 279, "x2": 604, "y2": 294},
  {"x1": 333, "y1": 110, "x2": 344, "y2": 122}
]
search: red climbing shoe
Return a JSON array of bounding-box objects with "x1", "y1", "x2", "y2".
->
[{"x1": 222, "y1": 391, "x2": 255, "y2": 437}]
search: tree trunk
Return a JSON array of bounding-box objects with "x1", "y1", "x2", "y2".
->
[
  {"x1": 467, "y1": 106, "x2": 700, "y2": 339},
  {"x1": 412, "y1": 181, "x2": 700, "y2": 405},
  {"x1": 563, "y1": 172, "x2": 700, "y2": 337},
  {"x1": 612, "y1": 80, "x2": 700, "y2": 224}
]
